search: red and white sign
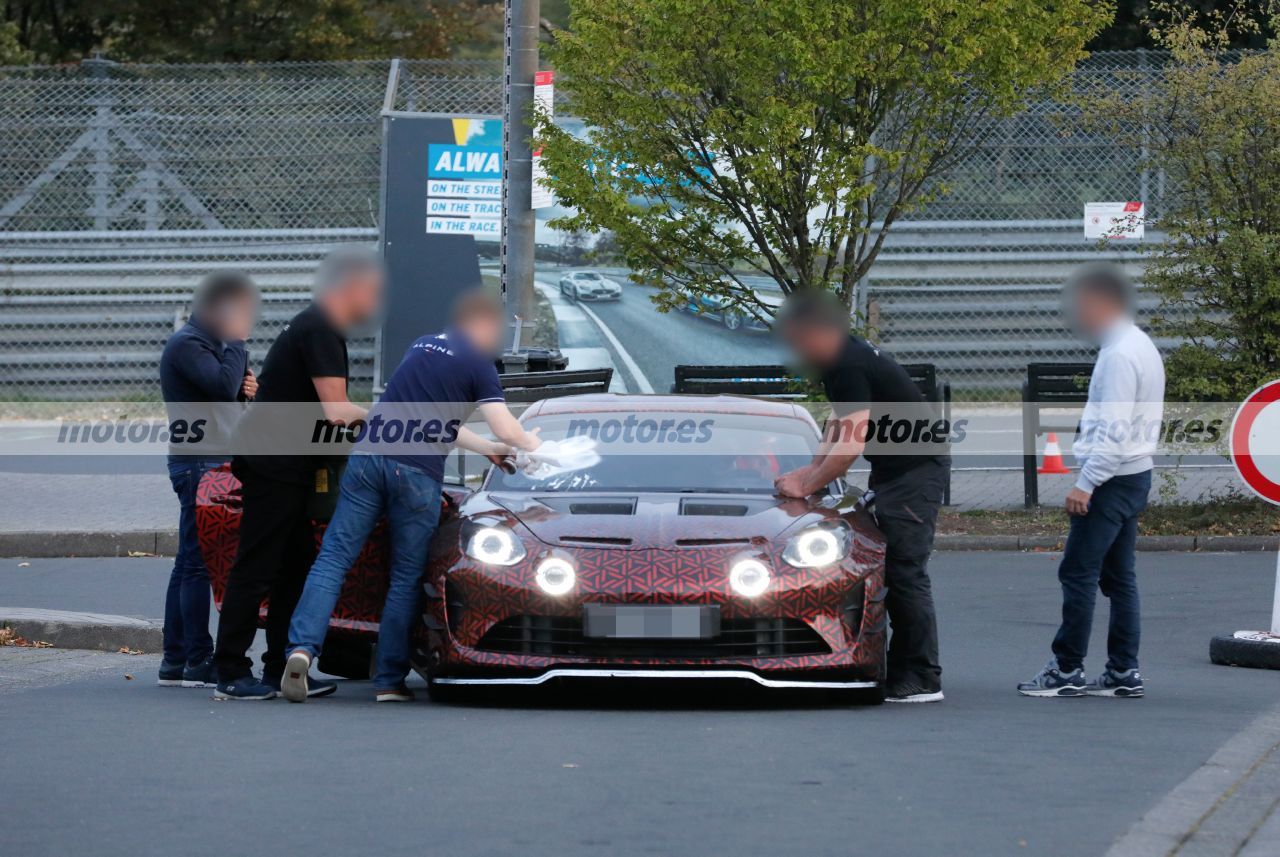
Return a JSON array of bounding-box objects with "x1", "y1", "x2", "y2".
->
[
  {"x1": 531, "y1": 70, "x2": 554, "y2": 210},
  {"x1": 1230, "y1": 380, "x2": 1280, "y2": 505},
  {"x1": 1084, "y1": 201, "x2": 1144, "y2": 240}
]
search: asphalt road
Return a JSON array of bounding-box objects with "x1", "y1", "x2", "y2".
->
[
  {"x1": 538, "y1": 268, "x2": 788, "y2": 394},
  {"x1": 2, "y1": 551, "x2": 1278, "y2": 856}
]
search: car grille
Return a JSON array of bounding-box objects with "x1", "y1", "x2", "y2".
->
[{"x1": 475, "y1": 616, "x2": 830, "y2": 659}]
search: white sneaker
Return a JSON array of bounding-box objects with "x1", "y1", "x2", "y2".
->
[{"x1": 281, "y1": 650, "x2": 312, "y2": 703}]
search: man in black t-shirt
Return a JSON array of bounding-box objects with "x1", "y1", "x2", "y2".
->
[
  {"x1": 212, "y1": 248, "x2": 384, "y2": 700},
  {"x1": 775, "y1": 291, "x2": 949, "y2": 704}
]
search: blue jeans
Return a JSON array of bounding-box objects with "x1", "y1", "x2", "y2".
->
[
  {"x1": 1052, "y1": 470, "x2": 1151, "y2": 673},
  {"x1": 163, "y1": 459, "x2": 219, "y2": 666},
  {"x1": 288, "y1": 454, "x2": 442, "y2": 690}
]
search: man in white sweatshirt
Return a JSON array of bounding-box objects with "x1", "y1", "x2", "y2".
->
[{"x1": 1018, "y1": 264, "x2": 1165, "y2": 699}]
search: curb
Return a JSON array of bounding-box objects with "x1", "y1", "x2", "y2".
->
[
  {"x1": 1, "y1": 530, "x2": 1276, "y2": 558},
  {"x1": 934, "y1": 534, "x2": 1276, "y2": 551},
  {"x1": 1107, "y1": 701, "x2": 1280, "y2": 856},
  {"x1": 0, "y1": 607, "x2": 162, "y2": 653},
  {"x1": 0, "y1": 530, "x2": 177, "y2": 558}
]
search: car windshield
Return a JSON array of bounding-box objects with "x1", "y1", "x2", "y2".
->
[
  {"x1": 576, "y1": 272, "x2": 602, "y2": 281},
  {"x1": 486, "y1": 411, "x2": 818, "y2": 494}
]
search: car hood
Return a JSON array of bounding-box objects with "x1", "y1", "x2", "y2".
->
[{"x1": 473, "y1": 491, "x2": 849, "y2": 551}]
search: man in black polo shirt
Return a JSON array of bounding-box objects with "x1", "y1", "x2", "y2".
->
[
  {"x1": 775, "y1": 291, "x2": 949, "y2": 704},
  {"x1": 212, "y1": 247, "x2": 384, "y2": 700}
]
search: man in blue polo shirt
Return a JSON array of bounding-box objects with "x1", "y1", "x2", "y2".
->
[{"x1": 279, "y1": 290, "x2": 543, "y2": 703}]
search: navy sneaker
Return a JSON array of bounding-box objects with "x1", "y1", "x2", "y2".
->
[
  {"x1": 264, "y1": 655, "x2": 337, "y2": 702},
  {"x1": 181, "y1": 656, "x2": 217, "y2": 688},
  {"x1": 1017, "y1": 659, "x2": 1087, "y2": 697},
  {"x1": 157, "y1": 659, "x2": 185, "y2": 687},
  {"x1": 213, "y1": 676, "x2": 277, "y2": 701},
  {"x1": 1086, "y1": 667, "x2": 1144, "y2": 698}
]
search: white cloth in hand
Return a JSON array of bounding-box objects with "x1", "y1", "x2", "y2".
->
[{"x1": 515, "y1": 436, "x2": 600, "y2": 478}]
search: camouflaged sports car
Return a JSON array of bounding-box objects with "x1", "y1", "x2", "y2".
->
[{"x1": 198, "y1": 395, "x2": 888, "y2": 702}]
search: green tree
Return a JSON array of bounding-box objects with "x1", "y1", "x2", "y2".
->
[
  {"x1": 537, "y1": 0, "x2": 1110, "y2": 322},
  {"x1": 0, "y1": 20, "x2": 32, "y2": 64},
  {"x1": 1087, "y1": 1, "x2": 1280, "y2": 400},
  {"x1": 2, "y1": 0, "x2": 485, "y2": 63}
]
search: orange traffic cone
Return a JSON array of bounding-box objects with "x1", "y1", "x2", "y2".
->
[{"x1": 1037, "y1": 433, "x2": 1071, "y2": 475}]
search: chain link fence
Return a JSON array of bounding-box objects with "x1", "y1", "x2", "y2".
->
[{"x1": 0, "y1": 51, "x2": 1178, "y2": 401}]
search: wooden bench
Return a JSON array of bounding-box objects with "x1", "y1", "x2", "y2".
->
[{"x1": 500, "y1": 368, "x2": 614, "y2": 403}]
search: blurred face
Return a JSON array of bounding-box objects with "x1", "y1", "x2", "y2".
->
[
  {"x1": 336, "y1": 268, "x2": 385, "y2": 327},
  {"x1": 205, "y1": 293, "x2": 257, "y2": 342},
  {"x1": 780, "y1": 321, "x2": 845, "y2": 368},
  {"x1": 459, "y1": 313, "x2": 503, "y2": 355},
  {"x1": 1068, "y1": 285, "x2": 1124, "y2": 343}
]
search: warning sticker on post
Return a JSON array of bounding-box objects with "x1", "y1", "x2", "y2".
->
[
  {"x1": 1084, "y1": 201, "x2": 1145, "y2": 240},
  {"x1": 531, "y1": 70, "x2": 554, "y2": 210}
]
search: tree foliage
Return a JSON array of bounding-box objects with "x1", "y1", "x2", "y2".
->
[
  {"x1": 3, "y1": 0, "x2": 486, "y2": 63},
  {"x1": 0, "y1": 20, "x2": 31, "y2": 64},
  {"x1": 1087, "y1": 1, "x2": 1280, "y2": 400},
  {"x1": 537, "y1": 0, "x2": 1109, "y2": 321}
]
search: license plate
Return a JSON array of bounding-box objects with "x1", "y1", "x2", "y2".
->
[{"x1": 583, "y1": 604, "x2": 720, "y2": 639}]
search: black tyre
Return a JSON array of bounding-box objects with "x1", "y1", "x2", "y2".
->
[
  {"x1": 425, "y1": 679, "x2": 462, "y2": 703},
  {"x1": 1209, "y1": 634, "x2": 1280, "y2": 670},
  {"x1": 722, "y1": 310, "x2": 742, "y2": 330},
  {"x1": 828, "y1": 686, "x2": 885, "y2": 706},
  {"x1": 318, "y1": 636, "x2": 374, "y2": 680}
]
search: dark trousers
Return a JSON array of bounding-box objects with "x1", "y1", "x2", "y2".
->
[
  {"x1": 1052, "y1": 470, "x2": 1150, "y2": 673},
  {"x1": 213, "y1": 466, "x2": 317, "y2": 682},
  {"x1": 162, "y1": 459, "x2": 219, "y2": 667},
  {"x1": 870, "y1": 458, "x2": 948, "y2": 686}
]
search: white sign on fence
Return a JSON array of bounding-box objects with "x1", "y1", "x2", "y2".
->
[
  {"x1": 531, "y1": 71, "x2": 554, "y2": 210},
  {"x1": 1084, "y1": 201, "x2": 1145, "y2": 240}
]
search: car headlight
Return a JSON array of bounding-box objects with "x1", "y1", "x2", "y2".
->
[
  {"x1": 782, "y1": 520, "x2": 851, "y2": 568},
  {"x1": 729, "y1": 558, "x2": 771, "y2": 597},
  {"x1": 463, "y1": 523, "x2": 526, "y2": 566},
  {"x1": 535, "y1": 556, "x2": 576, "y2": 595}
]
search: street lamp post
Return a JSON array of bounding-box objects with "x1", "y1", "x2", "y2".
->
[{"x1": 501, "y1": 0, "x2": 540, "y2": 352}]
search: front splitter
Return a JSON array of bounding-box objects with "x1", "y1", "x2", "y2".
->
[{"x1": 432, "y1": 668, "x2": 879, "y2": 690}]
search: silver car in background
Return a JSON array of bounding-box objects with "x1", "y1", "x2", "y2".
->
[{"x1": 559, "y1": 270, "x2": 623, "y2": 302}]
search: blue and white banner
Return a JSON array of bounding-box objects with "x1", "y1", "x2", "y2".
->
[
  {"x1": 426, "y1": 216, "x2": 501, "y2": 236},
  {"x1": 428, "y1": 144, "x2": 503, "y2": 181}
]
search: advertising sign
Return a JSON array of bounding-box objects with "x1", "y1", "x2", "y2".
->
[
  {"x1": 1084, "y1": 201, "x2": 1145, "y2": 240},
  {"x1": 378, "y1": 114, "x2": 503, "y2": 388},
  {"x1": 531, "y1": 70, "x2": 554, "y2": 210}
]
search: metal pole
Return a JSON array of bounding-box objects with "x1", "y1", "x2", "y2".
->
[
  {"x1": 501, "y1": 0, "x2": 540, "y2": 340},
  {"x1": 1271, "y1": 546, "x2": 1280, "y2": 636}
]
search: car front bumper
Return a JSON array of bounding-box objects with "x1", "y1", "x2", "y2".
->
[{"x1": 420, "y1": 545, "x2": 887, "y2": 684}]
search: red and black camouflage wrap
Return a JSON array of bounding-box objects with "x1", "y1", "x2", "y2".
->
[
  {"x1": 196, "y1": 463, "x2": 392, "y2": 634},
  {"x1": 195, "y1": 395, "x2": 889, "y2": 686}
]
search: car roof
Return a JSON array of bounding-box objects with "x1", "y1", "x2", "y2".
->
[{"x1": 524, "y1": 393, "x2": 815, "y2": 425}]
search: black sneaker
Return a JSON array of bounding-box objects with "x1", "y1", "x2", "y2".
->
[
  {"x1": 1017, "y1": 659, "x2": 1086, "y2": 697},
  {"x1": 157, "y1": 659, "x2": 185, "y2": 687},
  {"x1": 213, "y1": 676, "x2": 277, "y2": 701},
  {"x1": 181, "y1": 655, "x2": 217, "y2": 688},
  {"x1": 885, "y1": 677, "x2": 944, "y2": 704},
  {"x1": 1086, "y1": 667, "x2": 1144, "y2": 698}
]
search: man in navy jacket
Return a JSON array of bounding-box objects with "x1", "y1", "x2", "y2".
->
[{"x1": 157, "y1": 272, "x2": 259, "y2": 688}]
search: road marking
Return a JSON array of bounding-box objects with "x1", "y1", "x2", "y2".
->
[{"x1": 571, "y1": 299, "x2": 656, "y2": 394}]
